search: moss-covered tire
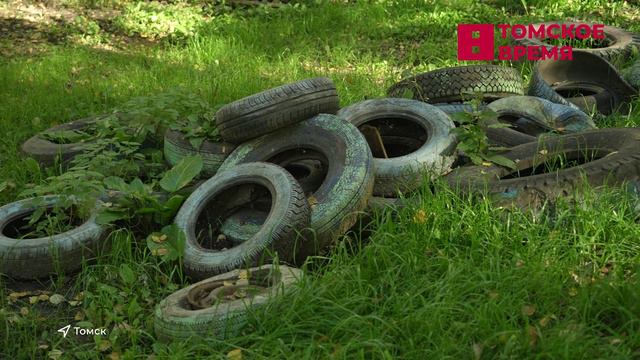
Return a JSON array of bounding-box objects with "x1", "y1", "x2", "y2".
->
[
  {"x1": 21, "y1": 115, "x2": 106, "y2": 167},
  {"x1": 338, "y1": 98, "x2": 456, "y2": 196},
  {"x1": 487, "y1": 96, "x2": 596, "y2": 135},
  {"x1": 164, "y1": 129, "x2": 236, "y2": 178},
  {"x1": 0, "y1": 196, "x2": 106, "y2": 279},
  {"x1": 445, "y1": 128, "x2": 640, "y2": 208},
  {"x1": 513, "y1": 22, "x2": 640, "y2": 61},
  {"x1": 154, "y1": 264, "x2": 302, "y2": 341},
  {"x1": 176, "y1": 162, "x2": 310, "y2": 280},
  {"x1": 387, "y1": 65, "x2": 524, "y2": 103},
  {"x1": 218, "y1": 114, "x2": 374, "y2": 255},
  {"x1": 215, "y1": 77, "x2": 340, "y2": 143}
]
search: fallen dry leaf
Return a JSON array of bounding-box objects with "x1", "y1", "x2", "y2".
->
[
  {"x1": 98, "y1": 340, "x2": 111, "y2": 352},
  {"x1": 227, "y1": 349, "x2": 242, "y2": 360},
  {"x1": 472, "y1": 343, "x2": 483, "y2": 360},
  {"x1": 49, "y1": 294, "x2": 65, "y2": 305},
  {"x1": 151, "y1": 247, "x2": 169, "y2": 256},
  {"x1": 568, "y1": 287, "x2": 578, "y2": 297},
  {"x1": 8, "y1": 291, "x2": 31, "y2": 302},
  {"x1": 308, "y1": 196, "x2": 318, "y2": 209},
  {"x1": 48, "y1": 349, "x2": 63, "y2": 360},
  {"x1": 522, "y1": 305, "x2": 536, "y2": 317},
  {"x1": 539, "y1": 314, "x2": 555, "y2": 328},
  {"x1": 413, "y1": 209, "x2": 427, "y2": 224},
  {"x1": 527, "y1": 325, "x2": 538, "y2": 348}
]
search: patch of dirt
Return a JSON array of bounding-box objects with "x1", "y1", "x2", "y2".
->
[{"x1": 0, "y1": 0, "x2": 152, "y2": 58}]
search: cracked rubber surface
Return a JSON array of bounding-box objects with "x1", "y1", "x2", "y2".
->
[
  {"x1": 176, "y1": 162, "x2": 310, "y2": 280},
  {"x1": 164, "y1": 128, "x2": 236, "y2": 178},
  {"x1": 154, "y1": 264, "x2": 302, "y2": 341},
  {"x1": 216, "y1": 77, "x2": 340, "y2": 143},
  {"x1": 387, "y1": 65, "x2": 524, "y2": 103},
  {"x1": 446, "y1": 128, "x2": 640, "y2": 208}
]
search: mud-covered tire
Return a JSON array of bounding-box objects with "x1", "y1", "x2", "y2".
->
[
  {"x1": 487, "y1": 96, "x2": 596, "y2": 135},
  {"x1": 163, "y1": 129, "x2": 236, "y2": 178},
  {"x1": 176, "y1": 162, "x2": 310, "y2": 280},
  {"x1": 387, "y1": 65, "x2": 524, "y2": 103},
  {"x1": 338, "y1": 98, "x2": 456, "y2": 197},
  {"x1": 154, "y1": 264, "x2": 302, "y2": 341},
  {"x1": 218, "y1": 114, "x2": 374, "y2": 255},
  {"x1": 513, "y1": 22, "x2": 640, "y2": 61},
  {"x1": 445, "y1": 128, "x2": 640, "y2": 208},
  {"x1": 0, "y1": 196, "x2": 106, "y2": 279},
  {"x1": 215, "y1": 78, "x2": 340, "y2": 143},
  {"x1": 20, "y1": 116, "x2": 105, "y2": 167},
  {"x1": 527, "y1": 51, "x2": 637, "y2": 115}
]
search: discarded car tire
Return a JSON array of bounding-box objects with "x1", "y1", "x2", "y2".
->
[
  {"x1": 338, "y1": 98, "x2": 456, "y2": 196},
  {"x1": 445, "y1": 128, "x2": 640, "y2": 208},
  {"x1": 215, "y1": 77, "x2": 340, "y2": 143},
  {"x1": 0, "y1": 196, "x2": 106, "y2": 279},
  {"x1": 176, "y1": 162, "x2": 310, "y2": 280},
  {"x1": 163, "y1": 129, "x2": 236, "y2": 178},
  {"x1": 218, "y1": 114, "x2": 374, "y2": 255},
  {"x1": 487, "y1": 96, "x2": 596, "y2": 135},
  {"x1": 154, "y1": 264, "x2": 302, "y2": 341},
  {"x1": 21, "y1": 115, "x2": 106, "y2": 167},
  {"x1": 513, "y1": 22, "x2": 640, "y2": 61},
  {"x1": 528, "y1": 51, "x2": 637, "y2": 115},
  {"x1": 387, "y1": 65, "x2": 524, "y2": 103}
]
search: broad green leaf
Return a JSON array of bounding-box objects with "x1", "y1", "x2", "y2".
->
[
  {"x1": 96, "y1": 209, "x2": 128, "y2": 225},
  {"x1": 103, "y1": 176, "x2": 128, "y2": 192},
  {"x1": 146, "y1": 224, "x2": 186, "y2": 261},
  {"x1": 163, "y1": 195, "x2": 185, "y2": 214},
  {"x1": 487, "y1": 154, "x2": 517, "y2": 169},
  {"x1": 159, "y1": 155, "x2": 203, "y2": 193},
  {"x1": 451, "y1": 111, "x2": 473, "y2": 124},
  {"x1": 188, "y1": 137, "x2": 204, "y2": 150},
  {"x1": 118, "y1": 264, "x2": 136, "y2": 285}
]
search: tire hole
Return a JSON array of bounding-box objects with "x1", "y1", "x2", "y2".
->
[
  {"x1": 195, "y1": 183, "x2": 272, "y2": 250},
  {"x1": 357, "y1": 117, "x2": 428, "y2": 158},
  {"x1": 268, "y1": 149, "x2": 329, "y2": 196},
  {"x1": 3, "y1": 205, "x2": 84, "y2": 239}
]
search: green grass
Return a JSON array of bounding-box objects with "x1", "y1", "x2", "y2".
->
[{"x1": 1, "y1": 0, "x2": 640, "y2": 358}]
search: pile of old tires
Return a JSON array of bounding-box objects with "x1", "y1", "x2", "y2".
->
[{"x1": 2, "y1": 21, "x2": 640, "y2": 342}]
